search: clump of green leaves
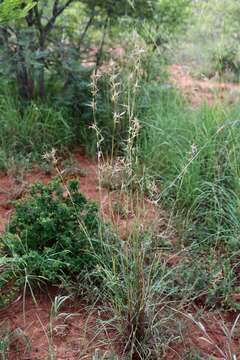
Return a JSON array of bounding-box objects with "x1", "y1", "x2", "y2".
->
[
  {"x1": 0, "y1": 0, "x2": 35, "y2": 24},
  {"x1": 0, "y1": 178, "x2": 110, "y2": 303}
]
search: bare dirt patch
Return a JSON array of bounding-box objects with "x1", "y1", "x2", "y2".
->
[
  {"x1": 0, "y1": 288, "x2": 116, "y2": 360},
  {"x1": 170, "y1": 64, "x2": 240, "y2": 106}
]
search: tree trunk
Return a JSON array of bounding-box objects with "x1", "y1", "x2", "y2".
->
[
  {"x1": 16, "y1": 48, "x2": 34, "y2": 100},
  {"x1": 38, "y1": 33, "x2": 46, "y2": 99},
  {"x1": 96, "y1": 17, "x2": 108, "y2": 68}
]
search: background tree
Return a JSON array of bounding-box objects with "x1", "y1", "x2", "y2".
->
[{"x1": 0, "y1": 0, "x2": 191, "y2": 100}]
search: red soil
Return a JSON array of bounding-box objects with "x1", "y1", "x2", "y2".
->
[
  {"x1": 170, "y1": 64, "x2": 240, "y2": 106},
  {"x1": 165, "y1": 310, "x2": 240, "y2": 359},
  {"x1": 1, "y1": 288, "x2": 116, "y2": 360}
]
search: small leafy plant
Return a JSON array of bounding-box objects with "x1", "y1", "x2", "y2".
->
[{"x1": 0, "y1": 178, "x2": 109, "y2": 303}]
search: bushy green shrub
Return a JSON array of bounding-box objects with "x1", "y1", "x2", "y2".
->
[{"x1": 0, "y1": 179, "x2": 110, "y2": 297}]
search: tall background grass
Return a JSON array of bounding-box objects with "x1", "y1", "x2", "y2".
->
[{"x1": 138, "y1": 84, "x2": 240, "y2": 250}]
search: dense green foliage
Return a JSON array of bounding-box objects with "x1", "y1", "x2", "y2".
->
[
  {"x1": 0, "y1": 179, "x2": 112, "y2": 304},
  {"x1": 0, "y1": 0, "x2": 35, "y2": 23},
  {"x1": 0, "y1": 96, "x2": 73, "y2": 167}
]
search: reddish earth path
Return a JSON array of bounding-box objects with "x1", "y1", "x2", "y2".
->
[{"x1": 170, "y1": 64, "x2": 240, "y2": 106}]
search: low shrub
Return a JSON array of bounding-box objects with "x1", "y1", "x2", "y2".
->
[{"x1": 0, "y1": 178, "x2": 113, "y2": 303}]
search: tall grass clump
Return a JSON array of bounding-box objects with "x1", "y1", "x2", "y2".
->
[
  {"x1": 93, "y1": 226, "x2": 185, "y2": 360},
  {"x1": 0, "y1": 94, "x2": 74, "y2": 171},
  {"x1": 138, "y1": 84, "x2": 240, "y2": 249}
]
